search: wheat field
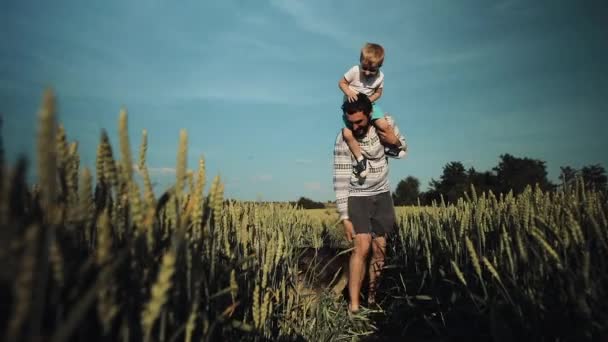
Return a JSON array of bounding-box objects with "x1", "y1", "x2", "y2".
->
[{"x1": 1, "y1": 90, "x2": 606, "y2": 341}]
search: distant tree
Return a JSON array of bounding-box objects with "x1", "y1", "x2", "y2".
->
[
  {"x1": 295, "y1": 197, "x2": 325, "y2": 209},
  {"x1": 559, "y1": 166, "x2": 578, "y2": 186},
  {"x1": 581, "y1": 164, "x2": 607, "y2": 192},
  {"x1": 419, "y1": 188, "x2": 441, "y2": 206},
  {"x1": 392, "y1": 176, "x2": 421, "y2": 206},
  {"x1": 429, "y1": 162, "x2": 468, "y2": 203},
  {"x1": 493, "y1": 154, "x2": 553, "y2": 195},
  {"x1": 467, "y1": 167, "x2": 499, "y2": 196}
]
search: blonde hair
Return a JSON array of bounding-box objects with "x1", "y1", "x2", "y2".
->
[{"x1": 360, "y1": 43, "x2": 384, "y2": 66}]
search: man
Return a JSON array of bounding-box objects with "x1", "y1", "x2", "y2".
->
[{"x1": 333, "y1": 93, "x2": 407, "y2": 312}]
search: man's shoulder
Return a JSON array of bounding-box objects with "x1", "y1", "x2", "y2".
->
[{"x1": 335, "y1": 130, "x2": 346, "y2": 144}]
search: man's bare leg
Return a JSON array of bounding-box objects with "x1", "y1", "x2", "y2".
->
[
  {"x1": 349, "y1": 233, "x2": 371, "y2": 312},
  {"x1": 368, "y1": 236, "x2": 387, "y2": 305}
]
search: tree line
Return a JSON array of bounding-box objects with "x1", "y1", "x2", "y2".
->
[{"x1": 392, "y1": 153, "x2": 607, "y2": 206}]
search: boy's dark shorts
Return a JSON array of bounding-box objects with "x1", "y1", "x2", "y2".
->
[{"x1": 347, "y1": 191, "x2": 396, "y2": 236}]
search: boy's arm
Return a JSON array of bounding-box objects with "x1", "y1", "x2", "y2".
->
[
  {"x1": 339, "y1": 77, "x2": 358, "y2": 101},
  {"x1": 368, "y1": 87, "x2": 383, "y2": 103},
  {"x1": 369, "y1": 73, "x2": 385, "y2": 103},
  {"x1": 333, "y1": 132, "x2": 352, "y2": 221},
  {"x1": 340, "y1": 66, "x2": 359, "y2": 101}
]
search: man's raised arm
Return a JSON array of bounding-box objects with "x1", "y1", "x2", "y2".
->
[{"x1": 386, "y1": 115, "x2": 408, "y2": 157}]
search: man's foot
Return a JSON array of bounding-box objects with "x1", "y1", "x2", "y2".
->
[
  {"x1": 385, "y1": 146, "x2": 406, "y2": 159},
  {"x1": 354, "y1": 157, "x2": 368, "y2": 178}
]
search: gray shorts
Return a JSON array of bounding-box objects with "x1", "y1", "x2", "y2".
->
[{"x1": 347, "y1": 192, "x2": 396, "y2": 236}]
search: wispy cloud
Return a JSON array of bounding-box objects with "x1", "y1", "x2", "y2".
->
[
  {"x1": 304, "y1": 181, "x2": 322, "y2": 191},
  {"x1": 215, "y1": 31, "x2": 301, "y2": 63},
  {"x1": 133, "y1": 164, "x2": 179, "y2": 176},
  {"x1": 416, "y1": 49, "x2": 492, "y2": 67},
  {"x1": 295, "y1": 158, "x2": 313, "y2": 165},
  {"x1": 251, "y1": 174, "x2": 273, "y2": 182},
  {"x1": 166, "y1": 82, "x2": 324, "y2": 105},
  {"x1": 224, "y1": 177, "x2": 241, "y2": 187},
  {"x1": 269, "y1": 0, "x2": 356, "y2": 47}
]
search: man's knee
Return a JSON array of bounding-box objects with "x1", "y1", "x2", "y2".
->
[
  {"x1": 353, "y1": 234, "x2": 372, "y2": 257},
  {"x1": 371, "y1": 237, "x2": 386, "y2": 258}
]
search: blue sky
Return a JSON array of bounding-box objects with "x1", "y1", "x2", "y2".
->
[{"x1": 1, "y1": 0, "x2": 607, "y2": 202}]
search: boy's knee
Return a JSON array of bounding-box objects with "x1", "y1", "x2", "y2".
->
[
  {"x1": 374, "y1": 119, "x2": 392, "y2": 134},
  {"x1": 342, "y1": 127, "x2": 353, "y2": 138}
]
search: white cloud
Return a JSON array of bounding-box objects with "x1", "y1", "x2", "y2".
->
[
  {"x1": 409, "y1": 42, "x2": 508, "y2": 68},
  {"x1": 295, "y1": 158, "x2": 313, "y2": 164},
  {"x1": 165, "y1": 77, "x2": 324, "y2": 105},
  {"x1": 224, "y1": 177, "x2": 241, "y2": 187},
  {"x1": 133, "y1": 164, "x2": 183, "y2": 176},
  {"x1": 304, "y1": 181, "x2": 322, "y2": 191},
  {"x1": 215, "y1": 31, "x2": 301, "y2": 63},
  {"x1": 269, "y1": 0, "x2": 356, "y2": 47},
  {"x1": 252, "y1": 174, "x2": 273, "y2": 182}
]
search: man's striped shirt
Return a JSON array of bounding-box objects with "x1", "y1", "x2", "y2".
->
[{"x1": 332, "y1": 115, "x2": 407, "y2": 220}]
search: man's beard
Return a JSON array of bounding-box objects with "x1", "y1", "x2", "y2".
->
[{"x1": 353, "y1": 125, "x2": 369, "y2": 138}]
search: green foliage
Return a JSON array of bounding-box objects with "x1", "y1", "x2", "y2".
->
[
  {"x1": 410, "y1": 154, "x2": 604, "y2": 205},
  {"x1": 0, "y1": 90, "x2": 371, "y2": 342},
  {"x1": 380, "y1": 184, "x2": 608, "y2": 341},
  {"x1": 2, "y1": 91, "x2": 607, "y2": 342},
  {"x1": 493, "y1": 153, "x2": 554, "y2": 194},
  {"x1": 392, "y1": 176, "x2": 420, "y2": 206},
  {"x1": 294, "y1": 196, "x2": 326, "y2": 209},
  {"x1": 581, "y1": 164, "x2": 607, "y2": 192}
]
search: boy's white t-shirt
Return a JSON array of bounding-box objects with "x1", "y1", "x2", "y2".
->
[{"x1": 343, "y1": 65, "x2": 384, "y2": 96}]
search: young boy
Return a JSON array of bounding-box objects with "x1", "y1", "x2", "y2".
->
[{"x1": 339, "y1": 42, "x2": 405, "y2": 178}]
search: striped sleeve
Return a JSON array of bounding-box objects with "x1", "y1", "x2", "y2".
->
[{"x1": 333, "y1": 132, "x2": 352, "y2": 220}]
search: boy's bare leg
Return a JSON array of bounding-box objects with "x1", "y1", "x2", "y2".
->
[
  {"x1": 374, "y1": 118, "x2": 405, "y2": 158},
  {"x1": 368, "y1": 236, "x2": 387, "y2": 305},
  {"x1": 343, "y1": 127, "x2": 368, "y2": 177},
  {"x1": 373, "y1": 118, "x2": 400, "y2": 146},
  {"x1": 349, "y1": 233, "x2": 372, "y2": 312},
  {"x1": 343, "y1": 127, "x2": 363, "y2": 159}
]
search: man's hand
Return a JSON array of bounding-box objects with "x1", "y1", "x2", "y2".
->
[
  {"x1": 376, "y1": 124, "x2": 401, "y2": 146},
  {"x1": 343, "y1": 219, "x2": 355, "y2": 242}
]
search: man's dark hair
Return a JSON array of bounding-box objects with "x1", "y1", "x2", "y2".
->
[{"x1": 342, "y1": 93, "x2": 373, "y2": 116}]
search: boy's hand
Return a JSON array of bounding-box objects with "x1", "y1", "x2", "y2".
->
[{"x1": 346, "y1": 90, "x2": 359, "y2": 102}]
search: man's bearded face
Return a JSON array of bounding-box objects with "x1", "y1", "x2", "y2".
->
[{"x1": 345, "y1": 111, "x2": 370, "y2": 138}]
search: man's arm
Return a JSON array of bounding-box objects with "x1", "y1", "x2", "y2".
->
[
  {"x1": 333, "y1": 132, "x2": 352, "y2": 220},
  {"x1": 386, "y1": 115, "x2": 408, "y2": 154}
]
